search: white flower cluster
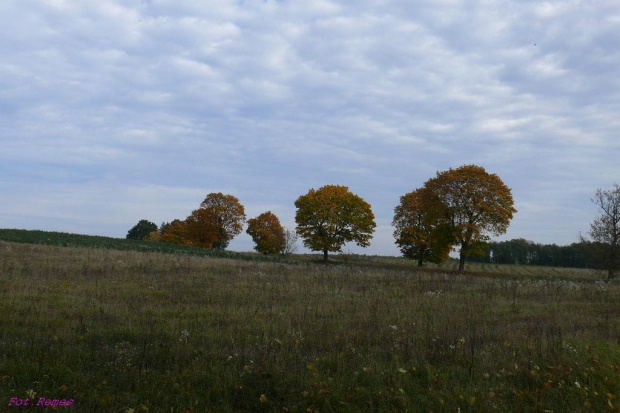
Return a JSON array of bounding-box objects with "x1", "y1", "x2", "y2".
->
[{"x1": 179, "y1": 329, "x2": 190, "y2": 343}]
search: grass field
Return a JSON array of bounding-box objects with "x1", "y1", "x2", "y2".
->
[{"x1": 0, "y1": 233, "x2": 619, "y2": 412}]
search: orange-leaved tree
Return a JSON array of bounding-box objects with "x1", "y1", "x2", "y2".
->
[
  {"x1": 393, "y1": 186, "x2": 452, "y2": 266},
  {"x1": 295, "y1": 185, "x2": 376, "y2": 261},
  {"x1": 425, "y1": 165, "x2": 517, "y2": 271},
  {"x1": 246, "y1": 211, "x2": 286, "y2": 255},
  {"x1": 159, "y1": 220, "x2": 188, "y2": 245},
  {"x1": 185, "y1": 193, "x2": 246, "y2": 249}
]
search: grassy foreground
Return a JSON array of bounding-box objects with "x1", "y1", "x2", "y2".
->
[{"x1": 0, "y1": 241, "x2": 619, "y2": 412}]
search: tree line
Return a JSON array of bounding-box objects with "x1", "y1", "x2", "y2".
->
[
  {"x1": 476, "y1": 185, "x2": 620, "y2": 279},
  {"x1": 126, "y1": 165, "x2": 620, "y2": 278},
  {"x1": 466, "y1": 238, "x2": 591, "y2": 268},
  {"x1": 126, "y1": 193, "x2": 298, "y2": 256}
]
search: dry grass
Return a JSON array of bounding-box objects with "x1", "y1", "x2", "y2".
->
[{"x1": 0, "y1": 241, "x2": 619, "y2": 412}]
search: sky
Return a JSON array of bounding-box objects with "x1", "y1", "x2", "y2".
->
[{"x1": 1, "y1": 0, "x2": 619, "y2": 256}]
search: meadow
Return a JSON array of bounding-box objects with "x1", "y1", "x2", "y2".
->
[{"x1": 0, "y1": 236, "x2": 619, "y2": 412}]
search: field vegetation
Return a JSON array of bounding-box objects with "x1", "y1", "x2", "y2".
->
[{"x1": 0, "y1": 232, "x2": 619, "y2": 412}]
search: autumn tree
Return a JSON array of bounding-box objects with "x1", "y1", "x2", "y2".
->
[
  {"x1": 295, "y1": 185, "x2": 376, "y2": 261},
  {"x1": 579, "y1": 184, "x2": 620, "y2": 279},
  {"x1": 126, "y1": 219, "x2": 158, "y2": 241},
  {"x1": 392, "y1": 187, "x2": 452, "y2": 266},
  {"x1": 143, "y1": 230, "x2": 161, "y2": 242},
  {"x1": 246, "y1": 211, "x2": 286, "y2": 255},
  {"x1": 184, "y1": 193, "x2": 246, "y2": 249},
  {"x1": 281, "y1": 227, "x2": 299, "y2": 256},
  {"x1": 185, "y1": 209, "x2": 219, "y2": 248},
  {"x1": 159, "y1": 220, "x2": 188, "y2": 245},
  {"x1": 425, "y1": 165, "x2": 517, "y2": 271}
]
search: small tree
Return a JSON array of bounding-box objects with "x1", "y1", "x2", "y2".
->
[
  {"x1": 184, "y1": 193, "x2": 246, "y2": 249},
  {"x1": 424, "y1": 165, "x2": 517, "y2": 271},
  {"x1": 246, "y1": 211, "x2": 286, "y2": 255},
  {"x1": 580, "y1": 184, "x2": 620, "y2": 280},
  {"x1": 392, "y1": 187, "x2": 452, "y2": 266},
  {"x1": 126, "y1": 219, "x2": 158, "y2": 241},
  {"x1": 281, "y1": 227, "x2": 299, "y2": 256},
  {"x1": 143, "y1": 231, "x2": 161, "y2": 242},
  {"x1": 295, "y1": 185, "x2": 376, "y2": 261}
]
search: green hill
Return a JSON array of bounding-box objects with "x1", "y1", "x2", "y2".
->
[{"x1": 0, "y1": 228, "x2": 608, "y2": 280}]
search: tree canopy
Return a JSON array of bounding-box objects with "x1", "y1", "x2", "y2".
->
[
  {"x1": 126, "y1": 219, "x2": 158, "y2": 241},
  {"x1": 392, "y1": 187, "x2": 452, "y2": 266},
  {"x1": 394, "y1": 165, "x2": 516, "y2": 270},
  {"x1": 246, "y1": 211, "x2": 286, "y2": 255},
  {"x1": 426, "y1": 165, "x2": 516, "y2": 270},
  {"x1": 295, "y1": 185, "x2": 376, "y2": 261},
  {"x1": 185, "y1": 193, "x2": 246, "y2": 249},
  {"x1": 159, "y1": 219, "x2": 187, "y2": 245}
]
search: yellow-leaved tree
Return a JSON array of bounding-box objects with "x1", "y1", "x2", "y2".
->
[
  {"x1": 295, "y1": 185, "x2": 376, "y2": 261},
  {"x1": 246, "y1": 211, "x2": 286, "y2": 255},
  {"x1": 425, "y1": 165, "x2": 517, "y2": 271}
]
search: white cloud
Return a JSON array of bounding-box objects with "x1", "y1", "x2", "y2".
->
[{"x1": 0, "y1": 0, "x2": 619, "y2": 255}]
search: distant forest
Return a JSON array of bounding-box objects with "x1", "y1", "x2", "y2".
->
[{"x1": 468, "y1": 238, "x2": 592, "y2": 268}]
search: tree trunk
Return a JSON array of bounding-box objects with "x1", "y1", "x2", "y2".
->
[
  {"x1": 417, "y1": 259, "x2": 423, "y2": 267},
  {"x1": 459, "y1": 252, "x2": 466, "y2": 271},
  {"x1": 609, "y1": 243, "x2": 617, "y2": 280},
  {"x1": 323, "y1": 248, "x2": 328, "y2": 262}
]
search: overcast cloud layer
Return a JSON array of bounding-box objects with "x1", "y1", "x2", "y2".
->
[{"x1": 1, "y1": 0, "x2": 619, "y2": 256}]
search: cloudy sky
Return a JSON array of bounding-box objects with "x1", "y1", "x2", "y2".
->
[{"x1": 1, "y1": 0, "x2": 619, "y2": 256}]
